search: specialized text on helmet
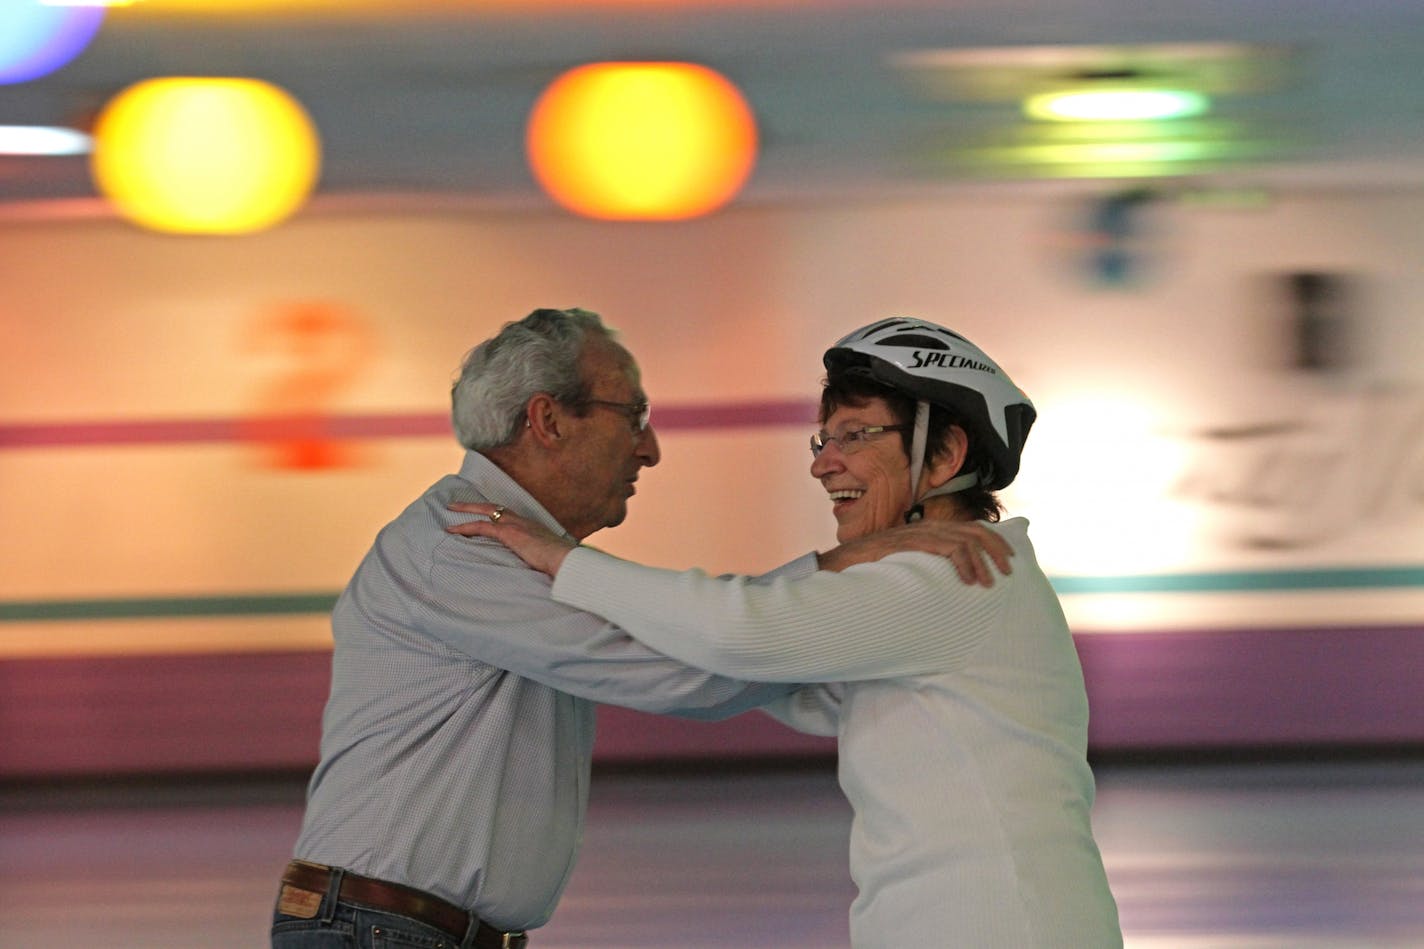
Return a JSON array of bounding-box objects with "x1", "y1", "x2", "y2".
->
[{"x1": 908, "y1": 350, "x2": 997, "y2": 373}]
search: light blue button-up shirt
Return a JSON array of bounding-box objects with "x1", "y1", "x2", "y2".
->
[{"x1": 292, "y1": 452, "x2": 807, "y2": 931}]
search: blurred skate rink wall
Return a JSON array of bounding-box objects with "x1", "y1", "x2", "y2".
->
[{"x1": 2, "y1": 184, "x2": 1422, "y2": 776}]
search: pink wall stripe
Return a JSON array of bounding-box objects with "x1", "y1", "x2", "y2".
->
[{"x1": 0, "y1": 401, "x2": 819, "y2": 449}]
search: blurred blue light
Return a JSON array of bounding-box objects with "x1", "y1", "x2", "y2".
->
[{"x1": 0, "y1": 1, "x2": 106, "y2": 85}]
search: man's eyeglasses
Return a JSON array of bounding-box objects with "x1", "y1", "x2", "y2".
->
[
  {"x1": 809, "y1": 424, "x2": 909, "y2": 457},
  {"x1": 583, "y1": 399, "x2": 652, "y2": 433}
]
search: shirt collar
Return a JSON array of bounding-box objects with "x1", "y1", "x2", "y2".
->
[{"x1": 457, "y1": 451, "x2": 574, "y2": 541}]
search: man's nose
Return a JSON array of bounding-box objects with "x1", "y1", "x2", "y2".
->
[{"x1": 637, "y1": 425, "x2": 661, "y2": 467}]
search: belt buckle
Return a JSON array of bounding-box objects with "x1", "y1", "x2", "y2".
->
[{"x1": 501, "y1": 933, "x2": 527, "y2": 949}]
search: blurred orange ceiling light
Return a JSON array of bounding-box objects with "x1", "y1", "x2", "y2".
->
[
  {"x1": 90, "y1": 77, "x2": 321, "y2": 235},
  {"x1": 526, "y1": 61, "x2": 757, "y2": 221}
]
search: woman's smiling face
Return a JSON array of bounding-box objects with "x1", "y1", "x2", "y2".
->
[{"x1": 810, "y1": 396, "x2": 913, "y2": 543}]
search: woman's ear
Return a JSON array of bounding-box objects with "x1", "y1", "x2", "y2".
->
[{"x1": 923, "y1": 424, "x2": 970, "y2": 490}]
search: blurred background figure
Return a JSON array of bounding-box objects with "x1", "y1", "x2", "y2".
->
[{"x1": 1284, "y1": 271, "x2": 1357, "y2": 376}]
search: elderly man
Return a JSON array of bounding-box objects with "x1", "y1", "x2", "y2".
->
[{"x1": 271, "y1": 307, "x2": 1008, "y2": 949}]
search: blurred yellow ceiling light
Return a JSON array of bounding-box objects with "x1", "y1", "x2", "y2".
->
[
  {"x1": 118, "y1": 1, "x2": 728, "y2": 11},
  {"x1": 1026, "y1": 88, "x2": 1209, "y2": 122},
  {"x1": 526, "y1": 61, "x2": 757, "y2": 221},
  {"x1": 90, "y1": 77, "x2": 321, "y2": 235},
  {"x1": 106, "y1": 0, "x2": 563, "y2": 14}
]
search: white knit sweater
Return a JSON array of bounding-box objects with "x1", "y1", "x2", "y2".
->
[{"x1": 551, "y1": 517, "x2": 1122, "y2": 948}]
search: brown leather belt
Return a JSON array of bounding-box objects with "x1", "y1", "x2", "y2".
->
[{"x1": 280, "y1": 860, "x2": 528, "y2": 949}]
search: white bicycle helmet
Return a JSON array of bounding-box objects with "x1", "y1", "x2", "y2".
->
[{"x1": 823, "y1": 317, "x2": 1036, "y2": 516}]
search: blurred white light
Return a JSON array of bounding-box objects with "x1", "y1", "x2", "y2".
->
[
  {"x1": 0, "y1": 124, "x2": 92, "y2": 155},
  {"x1": 1010, "y1": 392, "x2": 1198, "y2": 575},
  {"x1": 1026, "y1": 89, "x2": 1209, "y2": 122}
]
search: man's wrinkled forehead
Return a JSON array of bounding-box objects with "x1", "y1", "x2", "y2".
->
[{"x1": 581, "y1": 336, "x2": 643, "y2": 391}]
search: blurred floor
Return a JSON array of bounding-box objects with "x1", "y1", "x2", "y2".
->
[{"x1": 3, "y1": 757, "x2": 1424, "y2": 948}]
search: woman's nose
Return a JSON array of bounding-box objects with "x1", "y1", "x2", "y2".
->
[{"x1": 810, "y1": 442, "x2": 843, "y2": 477}]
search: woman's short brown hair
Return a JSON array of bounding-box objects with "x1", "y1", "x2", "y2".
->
[{"x1": 820, "y1": 368, "x2": 1003, "y2": 522}]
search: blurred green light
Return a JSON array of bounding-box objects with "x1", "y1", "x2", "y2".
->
[
  {"x1": 1012, "y1": 139, "x2": 1217, "y2": 164},
  {"x1": 1026, "y1": 89, "x2": 1209, "y2": 122}
]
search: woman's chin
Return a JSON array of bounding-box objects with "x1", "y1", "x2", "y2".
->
[{"x1": 836, "y1": 522, "x2": 872, "y2": 544}]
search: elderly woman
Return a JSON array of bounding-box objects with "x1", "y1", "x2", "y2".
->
[{"x1": 450, "y1": 317, "x2": 1121, "y2": 948}]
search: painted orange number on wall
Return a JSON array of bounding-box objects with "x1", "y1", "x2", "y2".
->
[{"x1": 241, "y1": 301, "x2": 377, "y2": 470}]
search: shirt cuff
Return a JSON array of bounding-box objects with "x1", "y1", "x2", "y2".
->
[{"x1": 550, "y1": 545, "x2": 622, "y2": 611}]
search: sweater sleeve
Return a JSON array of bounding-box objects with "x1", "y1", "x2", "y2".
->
[
  {"x1": 760, "y1": 684, "x2": 844, "y2": 736},
  {"x1": 550, "y1": 542, "x2": 1012, "y2": 683}
]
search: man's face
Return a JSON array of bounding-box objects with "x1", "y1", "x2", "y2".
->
[
  {"x1": 560, "y1": 337, "x2": 661, "y2": 539},
  {"x1": 810, "y1": 396, "x2": 912, "y2": 543}
]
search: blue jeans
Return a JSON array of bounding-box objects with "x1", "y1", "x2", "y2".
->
[{"x1": 271, "y1": 891, "x2": 480, "y2": 949}]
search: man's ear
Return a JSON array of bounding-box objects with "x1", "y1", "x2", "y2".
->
[
  {"x1": 525, "y1": 393, "x2": 565, "y2": 445},
  {"x1": 924, "y1": 424, "x2": 970, "y2": 489}
]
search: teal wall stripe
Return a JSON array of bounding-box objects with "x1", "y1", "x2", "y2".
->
[
  {"x1": 2, "y1": 566, "x2": 1422, "y2": 622},
  {"x1": 0, "y1": 593, "x2": 339, "y2": 622},
  {"x1": 1049, "y1": 565, "x2": 1424, "y2": 595}
]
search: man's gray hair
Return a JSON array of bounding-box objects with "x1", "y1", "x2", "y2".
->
[{"x1": 451, "y1": 307, "x2": 615, "y2": 451}]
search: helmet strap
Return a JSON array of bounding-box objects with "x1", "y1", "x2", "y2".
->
[
  {"x1": 904, "y1": 399, "x2": 981, "y2": 524},
  {"x1": 905, "y1": 401, "x2": 930, "y2": 523}
]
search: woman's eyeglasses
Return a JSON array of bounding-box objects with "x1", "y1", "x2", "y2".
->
[{"x1": 809, "y1": 424, "x2": 909, "y2": 457}]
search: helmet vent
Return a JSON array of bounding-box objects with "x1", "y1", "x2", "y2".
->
[{"x1": 879, "y1": 332, "x2": 950, "y2": 350}]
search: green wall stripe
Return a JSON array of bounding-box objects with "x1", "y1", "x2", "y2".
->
[
  {"x1": 0, "y1": 593, "x2": 339, "y2": 623},
  {"x1": 1048, "y1": 566, "x2": 1424, "y2": 595},
  {"x1": 1, "y1": 566, "x2": 1422, "y2": 623}
]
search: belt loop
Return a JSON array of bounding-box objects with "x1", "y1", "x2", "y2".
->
[
  {"x1": 320, "y1": 866, "x2": 345, "y2": 924},
  {"x1": 458, "y1": 914, "x2": 479, "y2": 949}
]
